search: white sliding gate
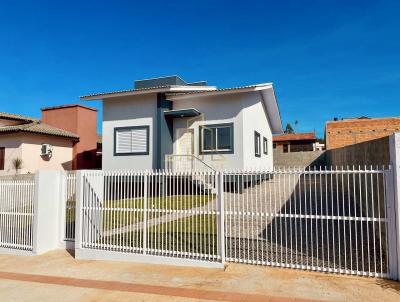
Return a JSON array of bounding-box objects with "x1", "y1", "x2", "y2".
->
[
  {"x1": 75, "y1": 170, "x2": 223, "y2": 268},
  {"x1": 223, "y1": 167, "x2": 390, "y2": 278},
  {"x1": 75, "y1": 167, "x2": 396, "y2": 278},
  {"x1": 0, "y1": 175, "x2": 35, "y2": 251}
]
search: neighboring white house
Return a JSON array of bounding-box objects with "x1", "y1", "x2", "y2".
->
[
  {"x1": 81, "y1": 76, "x2": 283, "y2": 171},
  {"x1": 0, "y1": 112, "x2": 79, "y2": 175}
]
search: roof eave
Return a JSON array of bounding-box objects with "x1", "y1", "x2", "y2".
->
[
  {"x1": 260, "y1": 86, "x2": 283, "y2": 135},
  {"x1": 80, "y1": 85, "x2": 217, "y2": 101},
  {"x1": 273, "y1": 138, "x2": 316, "y2": 142},
  {"x1": 0, "y1": 128, "x2": 79, "y2": 141},
  {"x1": 165, "y1": 83, "x2": 273, "y2": 100}
]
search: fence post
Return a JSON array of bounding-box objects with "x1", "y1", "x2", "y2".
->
[
  {"x1": 143, "y1": 171, "x2": 148, "y2": 255},
  {"x1": 59, "y1": 171, "x2": 67, "y2": 246},
  {"x1": 388, "y1": 133, "x2": 400, "y2": 280},
  {"x1": 218, "y1": 171, "x2": 225, "y2": 265},
  {"x1": 32, "y1": 170, "x2": 63, "y2": 254},
  {"x1": 75, "y1": 170, "x2": 84, "y2": 251}
]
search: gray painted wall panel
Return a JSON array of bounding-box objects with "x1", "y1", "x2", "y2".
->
[{"x1": 102, "y1": 94, "x2": 157, "y2": 170}]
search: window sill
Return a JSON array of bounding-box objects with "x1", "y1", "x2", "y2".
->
[
  {"x1": 114, "y1": 152, "x2": 149, "y2": 156},
  {"x1": 199, "y1": 150, "x2": 234, "y2": 155}
]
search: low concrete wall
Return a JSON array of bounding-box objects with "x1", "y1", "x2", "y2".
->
[
  {"x1": 326, "y1": 136, "x2": 389, "y2": 167},
  {"x1": 273, "y1": 150, "x2": 326, "y2": 168}
]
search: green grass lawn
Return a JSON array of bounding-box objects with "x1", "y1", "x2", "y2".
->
[
  {"x1": 77, "y1": 196, "x2": 220, "y2": 256},
  {"x1": 66, "y1": 194, "x2": 215, "y2": 231},
  {"x1": 99, "y1": 213, "x2": 219, "y2": 256}
]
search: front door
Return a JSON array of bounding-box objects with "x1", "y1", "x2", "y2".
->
[
  {"x1": 177, "y1": 128, "x2": 194, "y2": 155},
  {"x1": 176, "y1": 128, "x2": 194, "y2": 170}
]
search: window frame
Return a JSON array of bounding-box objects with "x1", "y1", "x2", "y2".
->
[
  {"x1": 263, "y1": 137, "x2": 268, "y2": 155},
  {"x1": 254, "y1": 131, "x2": 261, "y2": 157},
  {"x1": 199, "y1": 123, "x2": 234, "y2": 155},
  {"x1": 0, "y1": 147, "x2": 4, "y2": 170},
  {"x1": 283, "y1": 143, "x2": 289, "y2": 153},
  {"x1": 114, "y1": 125, "x2": 150, "y2": 156}
]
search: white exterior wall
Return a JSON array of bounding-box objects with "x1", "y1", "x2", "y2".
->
[
  {"x1": 242, "y1": 91, "x2": 273, "y2": 170},
  {"x1": 173, "y1": 91, "x2": 273, "y2": 170},
  {"x1": 21, "y1": 135, "x2": 73, "y2": 172},
  {"x1": 0, "y1": 133, "x2": 73, "y2": 175},
  {"x1": 102, "y1": 94, "x2": 157, "y2": 170},
  {"x1": 0, "y1": 134, "x2": 23, "y2": 175},
  {"x1": 173, "y1": 93, "x2": 247, "y2": 170}
]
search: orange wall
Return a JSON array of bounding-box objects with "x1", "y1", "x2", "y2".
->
[
  {"x1": 42, "y1": 105, "x2": 98, "y2": 169},
  {"x1": 325, "y1": 117, "x2": 400, "y2": 150}
]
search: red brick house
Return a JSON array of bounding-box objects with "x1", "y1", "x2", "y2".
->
[
  {"x1": 325, "y1": 117, "x2": 400, "y2": 150},
  {"x1": 273, "y1": 132, "x2": 317, "y2": 153}
]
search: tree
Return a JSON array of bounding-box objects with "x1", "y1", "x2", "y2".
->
[{"x1": 285, "y1": 123, "x2": 295, "y2": 134}]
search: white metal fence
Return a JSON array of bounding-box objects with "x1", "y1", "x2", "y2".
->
[
  {"x1": 76, "y1": 166, "x2": 392, "y2": 277},
  {"x1": 165, "y1": 154, "x2": 216, "y2": 172},
  {"x1": 65, "y1": 172, "x2": 76, "y2": 241},
  {"x1": 78, "y1": 170, "x2": 222, "y2": 265},
  {"x1": 0, "y1": 175, "x2": 35, "y2": 251},
  {"x1": 223, "y1": 167, "x2": 389, "y2": 278}
]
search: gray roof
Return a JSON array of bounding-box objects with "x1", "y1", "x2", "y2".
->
[
  {"x1": 0, "y1": 112, "x2": 79, "y2": 140},
  {"x1": 166, "y1": 83, "x2": 273, "y2": 97},
  {"x1": 80, "y1": 85, "x2": 173, "y2": 99},
  {"x1": 80, "y1": 83, "x2": 271, "y2": 100},
  {"x1": 134, "y1": 75, "x2": 208, "y2": 89}
]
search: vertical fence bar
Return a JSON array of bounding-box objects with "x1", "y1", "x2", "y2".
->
[
  {"x1": 143, "y1": 171, "x2": 148, "y2": 255},
  {"x1": 218, "y1": 171, "x2": 225, "y2": 265}
]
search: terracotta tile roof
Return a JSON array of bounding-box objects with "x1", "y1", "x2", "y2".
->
[
  {"x1": 273, "y1": 132, "x2": 316, "y2": 142},
  {"x1": 0, "y1": 112, "x2": 79, "y2": 140},
  {"x1": 0, "y1": 112, "x2": 38, "y2": 122}
]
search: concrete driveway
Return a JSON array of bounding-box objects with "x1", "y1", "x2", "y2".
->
[{"x1": 0, "y1": 249, "x2": 399, "y2": 302}]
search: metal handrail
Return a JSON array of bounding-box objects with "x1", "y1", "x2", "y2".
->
[{"x1": 165, "y1": 154, "x2": 216, "y2": 172}]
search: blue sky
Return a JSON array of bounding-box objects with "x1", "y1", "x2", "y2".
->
[{"x1": 0, "y1": 1, "x2": 399, "y2": 137}]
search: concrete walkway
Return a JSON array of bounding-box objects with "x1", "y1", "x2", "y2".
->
[
  {"x1": 0, "y1": 250, "x2": 399, "y2": 301},
  {"x1": 104, "y1": 199, "x2": 217, "y2": 237}
]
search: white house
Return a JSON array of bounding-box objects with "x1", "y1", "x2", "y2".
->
[
  {"x1": 81, "y1": 76, "x2": 283, "y2": 171},
  {"x1": 0, "y1": 112, "x2": 79, "y2": 175}
]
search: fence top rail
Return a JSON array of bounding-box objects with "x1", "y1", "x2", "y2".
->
[
  {"x1": 0, "y1": 174, "x2": 35, "y2": 181},
  {"x1": 77, "y1": 165, "x2": 390, "y2": 177},
  {"x1": 222, "y1": 168, "x2": 389, "y2": 175}
]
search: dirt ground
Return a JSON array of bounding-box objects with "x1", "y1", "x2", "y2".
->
[{"x1": 0, "y1": 249, "x2": 399, "y2": 302}]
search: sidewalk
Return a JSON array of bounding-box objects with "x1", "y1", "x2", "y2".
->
[{"x1": 0, "y1": 250, "x2": 399, "y2": 302}]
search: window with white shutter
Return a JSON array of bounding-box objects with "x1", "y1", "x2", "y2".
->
[{"x1": 114, "y1": 126, "x2": 149, "y2": 155}]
